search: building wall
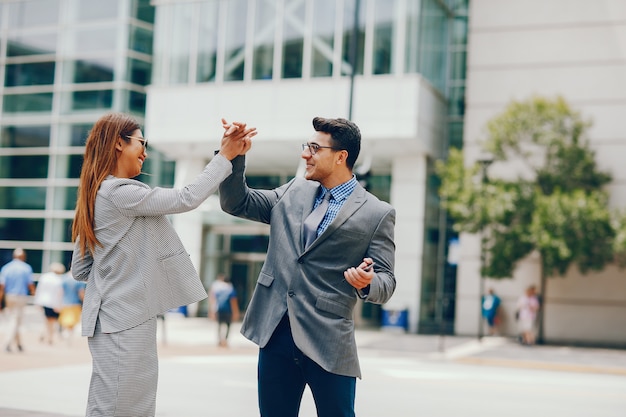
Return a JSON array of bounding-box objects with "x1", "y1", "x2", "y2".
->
[{"x1": 460, "y1": 0, "x2": 626, "y2": 345}]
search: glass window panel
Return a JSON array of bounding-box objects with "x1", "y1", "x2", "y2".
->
[
  {"x1": 63, "y1": 90, "x2": 113, "y2": 112},
  {"x1": 5, "y1": 62, "x2": 55, "y2": 86},
  {"x1": 230, "y1": 235, "x2": 269, "y2": 253},
  {"x1": 7, "y1": 33, "x2": 57, "y2": 56},
  {"x1": 418, "y1": 0, "x2": 447, "y2": 92},
  {"x1": 0, "y1": 218, "x2": 44, "y2": 239},
  {"x1": 169, "y1": 3, "x2": 193, "y2": 84},
  {"x1": 196, "y1": 1, "x2": 219, "y2": 83},
  {"x1": 449, "y1": 85, "x2": 465, "y2": 116},
  {"x1": 373, "y1": 0, "x2": 395, "y2": 75},
  {"x1": 57, "y1": 123, "x2": 91, "y2": 147},
  {"x1": 4, "y1": 93, "x2": 53, "y2": 113},
  {"x1": 64, "y1": 58, "x2": 114, "y2": 84},
  {"x1": 246, "y1": 175, "x2": 282, "y2": 190},
  {"x1": 0, "y1": 187, "x2": 46, "y2": 210},
  {"x1": 311, "y1": 0, "x2": 336, "y2": 77},
  {"x1": 450, "y1": 50, "x2": 466, "y2": 81},
  {"x1": 77, "y1": 0, "x2": 119, "y2": 20},
  {"x1": 342, "y1": 0, "x2": 365, "y2": 76},
  {"x1": 55, "y1": 154, "x2": 83, "y2": 178},
  {"x1": 281, "y1": 1, "x2": 305, "y2": 79},
  {"x1": 253, "y1": 3, "x2": 275, "y2": 80},
  {"x1": 133, "y1": 0, "x2": 155, "y2": 24},
  {"x1": 69, "y1": 27, "x2": 117, "y2": 54},
  {"x1": 451, "y1": 16, "x2": 468, "y2": 47},
  {"x1": 130, "y1": 25, "x2": 153, "y2": 55},
  {"x1": 51, "y1": 218, "x2": 73, "y2": 242},
  {"x1": 0, "y1": 155, "x2": 49, "y2": 178},
  {"x1": 224, "y1": 0, "x2": 248, "y2": 81},
  {"x1": 128, "y1": 90, "x2": 146, "y2": 114},
  {"x1": 128, "y1": 58, "x2": 151, "y2": 85},
  {"x1": 405, "y1": 0, "x2": 420, "y2": 73},
  {"x1": 8, "y1": 0, "x2": 60, "y2": 28},
  {"x1": 1, "y1": 125, "x2": 51, "y2": 147},
  {"x1": 52, "y1": 186, "x2": 78, "y2": 210},
  {"x1": 448, "y1": 121, "x2": 464, "y2": 149}
]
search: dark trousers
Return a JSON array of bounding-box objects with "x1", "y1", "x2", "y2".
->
[{"x1": 258, "y1": 314, "x2": 356, "y2": 417}]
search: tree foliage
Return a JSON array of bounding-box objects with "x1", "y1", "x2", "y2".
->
[{"x1": 437, "y1": 96, "x2": 619, "y2": 279}]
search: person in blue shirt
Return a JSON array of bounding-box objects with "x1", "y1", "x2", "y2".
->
[
  {"x1": 0, "y1": 248, "x2": 35, "y2": 352},
  {"x1": 481, "y1": 288, "x2": 501, "y2": 336},
  {"x1": 209, "y1": 273, "x2": 240, "y2": 347},
  {"x1": 58, "y1": 269, "x2": 87, "y2": 344}
]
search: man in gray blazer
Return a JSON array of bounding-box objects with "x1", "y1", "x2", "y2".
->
[{"x1": 220, "y1": 117, "x2": 396, "y2": 417}]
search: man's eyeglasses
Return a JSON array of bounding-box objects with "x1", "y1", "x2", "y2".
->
[
  {"x1": 127, "y1": 136, "x2": 148, "y2": 150},
  {"x1": 302, "y1": 142, "x2": 341, "y2": 155}
]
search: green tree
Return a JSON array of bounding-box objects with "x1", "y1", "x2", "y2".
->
[{"x1": 437, "y1": 96, "x2": 616, "y2": 342}]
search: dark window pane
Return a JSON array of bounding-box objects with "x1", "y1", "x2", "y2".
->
[
  {"x1": 133, "y1": 0, "x2": 155, "y2": 24},
  {"x1": 1, "y1": 125, "x2": 51, "y2": 147},
  {"x1": 6, "y1": 59, "x2": 55, "y2": 87},
  {"x1": 70, "y1": 124, "x2": 91, "y2": 146},
  {"x1": 0, "y1": 187, "x2": 46, "y2": 209},
  {"x1": 0, "y1": 218, "x2": 45, "y2": 241},
  {"x1": 128, "y1": 58, "x2": 151, "y2": 85},
  {"x1": 71, "y1": 59, "x2": 114, "y2": 83},
  {"x1": 246, "y1": 176, "x2": 282, "y2": 190},
  {"x1": 70, "y1": 90, "x2": 113, "y2": 111},
  {"x1": 51, "y1": 220, "x2": 74, "y2": 243},
  {"x1": 130, "y1": 25, "x2": 153, "y2": 55},
  {"x1": 4, "y1": 93, "x2": 53, "y2": 112},
  {"x1": 0, "y1": 155, "x2": 49, "y2": 178},
  {"x1": 341, "y1": 0, "x2": 365, "y2": 76},
  {"x1": 230, "y1": 235, "x2": 269, "y2": 253},
  {"x1": 128, "y1": 91, "x2": 146, "y2": 113}
]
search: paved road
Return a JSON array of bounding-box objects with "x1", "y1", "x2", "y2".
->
[{"x1": 1, "y1": 307, "x2": 626, "y2": 416}]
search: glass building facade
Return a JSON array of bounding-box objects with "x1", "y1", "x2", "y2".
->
[
  {"x1": 0, "y1": 0, "x2": 175, "y2": 273},
  {"x1": 148, "y1": 0, "x2": 468, "y2": 329}
]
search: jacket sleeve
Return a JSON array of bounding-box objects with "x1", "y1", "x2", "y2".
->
[
  {"x1": 362, "y1": 207, "x2": 396, "y2": 304},
  {"x1": 219, "y1": 155, "x2": 293, "y2": 224},
  {"x1": 109, "y1": 154, "x2": 233, "y2": 217},
  {"x1": 71, "y1": 239, "x2": 93, "y2": 282}
]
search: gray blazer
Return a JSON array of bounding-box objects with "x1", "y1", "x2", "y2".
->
[
  {"x1": 72, "y1": 155, "x2": 233, "y2": 337},
  {"x1": 220, "y1": 156, "x2": 396, "y2": 378}
]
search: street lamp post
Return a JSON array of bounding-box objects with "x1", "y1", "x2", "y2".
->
[{"x1": 477, "y1": 158, "x2": 493, "y2": 341}]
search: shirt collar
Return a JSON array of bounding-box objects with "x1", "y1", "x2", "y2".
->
[{"x1": 319, "y1": 175, "x2": 358, "y2": 202}]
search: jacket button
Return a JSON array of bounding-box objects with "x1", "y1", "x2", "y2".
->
[{"x1": 288, "y1": 290, "x2": 295, "y2": 297}]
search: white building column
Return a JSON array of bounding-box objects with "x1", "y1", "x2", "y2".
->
[
  {"x1": 388, "y1": 154, "x2": 427, "y2": 333},
  {"x1": 171, "y1": 157, "x2": 207, "y2": 316}
]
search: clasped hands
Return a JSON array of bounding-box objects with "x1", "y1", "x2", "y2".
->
[{"x1": 219, "y1": 118, "x2": 257, "y2": 160}]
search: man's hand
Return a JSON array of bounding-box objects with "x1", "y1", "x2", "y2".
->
[
  {"x1": 343, "y1": 258, "x2": 375, "y2": 290},
  {"x1": 219, "y1": 118, "x2": 257, "y2": 160}
]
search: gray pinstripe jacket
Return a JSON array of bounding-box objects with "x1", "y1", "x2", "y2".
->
[
  {"x1": 72, "y1": 155, "x2": 232, "y2": 336},
  {"x1": 220, "y1": 156, "x2": 396, "y2": 378}
]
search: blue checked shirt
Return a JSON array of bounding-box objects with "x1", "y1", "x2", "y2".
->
[{"x1": 312, "y1": 175, "x2": 358, "y2": 238}]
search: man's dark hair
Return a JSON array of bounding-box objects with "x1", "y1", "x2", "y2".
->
[{"x1": 312, "y1": 117, "x2": 361, "y2": 169}]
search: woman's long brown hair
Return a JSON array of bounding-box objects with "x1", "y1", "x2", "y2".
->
[{"x1": 72, "y1": 113, "x2": 140, "y2": 258}]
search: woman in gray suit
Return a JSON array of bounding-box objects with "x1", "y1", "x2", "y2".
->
[{"x1": 71, "y1": 112, "x2": 255, "y2": 417}]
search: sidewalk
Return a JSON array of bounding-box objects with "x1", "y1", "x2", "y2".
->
[{"x1": 1, "y1": 307, "x2": 626, "y2": 416}]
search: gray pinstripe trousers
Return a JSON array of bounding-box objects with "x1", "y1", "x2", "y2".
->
[{"x1": 87, "y1": 316, "x2": 158, "y2": 417}]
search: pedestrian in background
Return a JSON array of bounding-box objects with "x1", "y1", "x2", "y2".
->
[
  {"x1": 209, "y1": 273, "x2": 240, "y2": 347},
  {"x1": 481, "y1": 288, "x2": 501, "y2": 336},
  {"x1": 33, "y1": 262, "x2": 65, "y2": 345},
  {"x1": 516, "y1": 285, "x2": 540, "y2": 345},
  {"x1": 0, "y1": 248, "x2": 35, "y2": 353},
  {"x1": 219, "y1": 117, "x2": 396, "y2": 417},
  {"x1": 70, "y1": 112, "x2": 256, "y2": 417},
  {"x1": 58, "y1": 268, "x2": 86, "y2": 344}
]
